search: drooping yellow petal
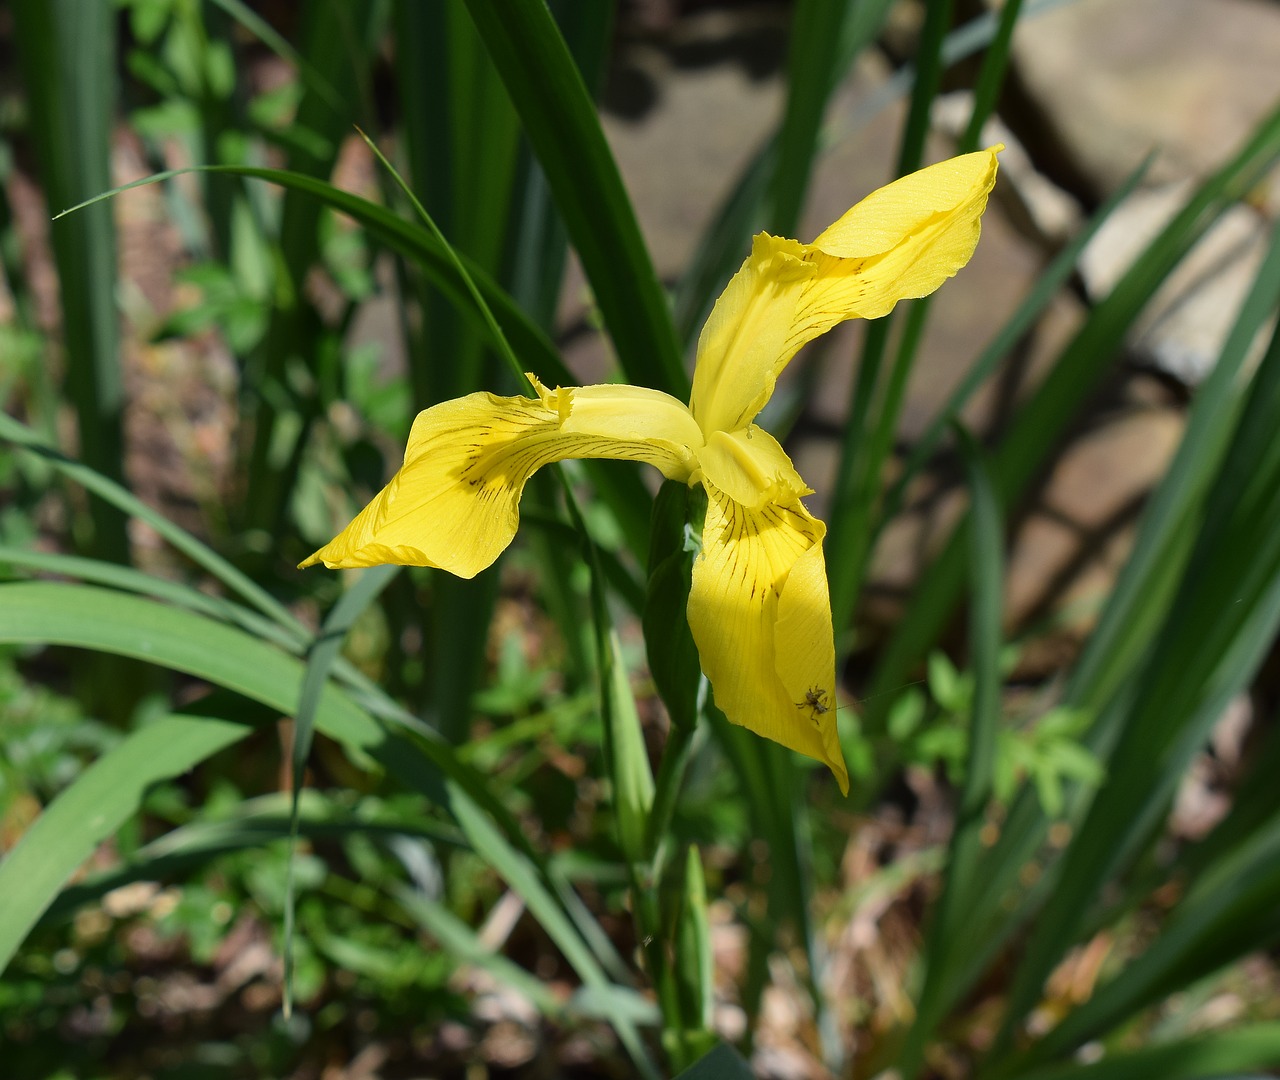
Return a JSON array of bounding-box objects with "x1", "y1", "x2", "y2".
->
[
  {"x1": 687, "y1": 147, "x2": 1000, "y2": 435},
  {"x1": 301, "y1": 376, "x2": 703, "y2": 576},
  {"x1": 686, "y1": 481, "x2": 848, "y2": 793}
]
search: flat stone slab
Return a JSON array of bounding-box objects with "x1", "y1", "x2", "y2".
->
[{"x1": 1012, "y1": 0, "x2": 1280, "y2": 195}]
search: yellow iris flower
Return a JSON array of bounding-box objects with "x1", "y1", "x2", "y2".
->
[{"x1": 302, "y1": 148, "x2": 1001, "y2": 795}]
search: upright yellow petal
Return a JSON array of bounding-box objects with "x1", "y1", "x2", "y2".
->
[
  {"x1": 687, "y1": 148, "x2": 999, "y2": 435},
  {"x1": 792, "y1": 146, "x2": 1001, "y2": 338},
  {"x1": 301, "y1": 377, "x2": 703, "y2": 576},
  {"x1": 688, "y1": 234, "x2": 815, "y2": 436},
  {"x1": 811, "y1": 146, "x2": 1002, "y2": 258},
  {"x1": 687, "y1": 481, "x2": 848, "y2": 793}
]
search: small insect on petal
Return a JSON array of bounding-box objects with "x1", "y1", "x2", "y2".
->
[{"x1": 796, "y1": 686, "x2": 831, "y2": 717}]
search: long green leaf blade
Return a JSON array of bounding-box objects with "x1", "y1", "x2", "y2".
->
[
  {"x1": 1010, "y1": 1024, "x2": 1280, "y2": 1080},
  {"x1": 0, "y1": 714, "x2": 251, "y2": 973},
  {"x1": 462, "y1": 0, "x2": 687, "y2": 398},
  {"x1": 12, "y1": 0, "x2": 128, "y2": 563},
  {"x1": 866, "y1": 99, "x2": 1280, "y2": 726}
]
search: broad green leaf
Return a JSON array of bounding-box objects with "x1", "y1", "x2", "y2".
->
[
  {"x1": 0, "y1": 580, "x2": 426, "y2": 782},
  {"x1": 0, "y1": 713, "x2": 251, "y2": 973},
  {"x1": 0, "y1": 545, "x2": 297, "y2": 651}
]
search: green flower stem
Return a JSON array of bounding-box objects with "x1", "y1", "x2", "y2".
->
[{"x1": 645, "y1": 717, "x2": 698, "y2": 869}]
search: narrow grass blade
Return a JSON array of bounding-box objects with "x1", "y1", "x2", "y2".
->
[
  {"x1": 715, "y1": 730, "x2": 826, "y2": 1047},
  {"x1": 506, "y1": 0, "x2": 615, "y2": 329},
  {"x1": 13, "y1": 0, "x2": 127, "y2": 563},
  {"x1": 240, "y1": 2, "x2": 383, "y2": 538},
  {"x1": 283, "y1": 564, "x2": 399, "y2": 1014},
  {"x1": 834, "y1": 0, "x2": 1022, "y2": 621},
  {"x1": 768, "y1": 0, "x2": 857, "y2": 237},
  {"x1": 391, "y1": 884, "x2": 566, "y2": 1017},
  {"x1": 0, "y1": 714, "x2": 251, "y2": 974},
  {"x1": 0, "y1": 412, "x2": 308, "y2": 641},
  {"x1": 1024, "y1": 810, "x2": 1280, "y2": 1064},
  {"x1": 393, "y1": 2, "x2": 520, "y2": 406},
  {"x1": 828, "y1": 0, "x2": 1025, "y2": 635},
  {"x1": 827, "y1": 0, "x2": 955, "y2": 629},
  {"x1": 895, "y1": 0, "x2": 953, "y2": 174},
  {"x1": 992, "y1": 315, "x2": 1280, "y2": 1056},
  {"x1": 1067, "y1": 215, "x2": 1280, "y2": 711},
  {"x1": 1009, "y1": 1024, "x2": 1280, "y2": 1080},
  {"x1": 354, "y1": 122, "x2": 516, "y2": 740},
  {"x1": 898, "y1": 427, "x2": 1004, "y2": 1078},
  {"x1": 674, "y1": 0, "x2": 894, "y2": 348},
  {"x1": 958, "y1": 0, "x2": 1023, "y2": 153},
  {"x1": 866, "y1": 100, "x2": 1280, "y2": 727},
  {"x1": 205, "y1": 0, "x2": 343, "y2": 110},
  {"x1": 450, "y1": 789, "x2": 661, "y2": 1079},
  {"x1": 462, "y1": 0, "x2": 687, "y2": 398},
  {"x1": 876, "y1": 157, "x2": 1154, "y2": 536},
  {"x1": 924, "y1": 211, "x2": 1280, "y2": 1030}
]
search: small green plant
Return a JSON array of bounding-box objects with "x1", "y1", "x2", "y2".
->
[{"x1": 888, "y1": 650, "x2": 1103, "y2": 818}]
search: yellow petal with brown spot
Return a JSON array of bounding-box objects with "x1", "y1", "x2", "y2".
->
[{"x1": 686, "y1": 481, "x2": 848, "y2": 793}]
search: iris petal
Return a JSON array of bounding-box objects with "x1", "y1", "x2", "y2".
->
[
  {"x1": 695, "y1": 426, "x2": 810, "y2": 510},
  {"x1": 812, "y1": 146, "x2": 1001, "y2": 258},
  {"x1": 688, "y1": 234, "x2": 814, "y2": 436},
  {"x1": 688, "y1": 147, "x2": 1001, "y2": 435},
  {"x1": 687, "y1": 481, "x2": 848, "y2": 793},
  {"x1": 301, "y1": 377, "x2": 702, "y2": 576},
  {"x1": 793, "y1": 146, "x2": 1002, "y2": 334}
]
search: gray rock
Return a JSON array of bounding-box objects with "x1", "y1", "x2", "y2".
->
[
  {"x1": 1078, "y1": 182, "x2": 1274, "y2": 384},
  {"x1": 1012, "y1": 0, "x2": 1280, "y2": 196}
]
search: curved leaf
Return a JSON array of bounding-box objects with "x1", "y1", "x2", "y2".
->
[{"x1": 0, "y1": 713, "x2": 250, "y2": 973}]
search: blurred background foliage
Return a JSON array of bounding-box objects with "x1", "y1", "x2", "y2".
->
[{"x1": 2, "y1": 0, "x2": 1280, "y2": 1077}]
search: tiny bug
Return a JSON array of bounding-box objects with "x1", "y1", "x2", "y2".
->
[{"x1": 796, "y1": 686, "x2": 830, "y2": 716}]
